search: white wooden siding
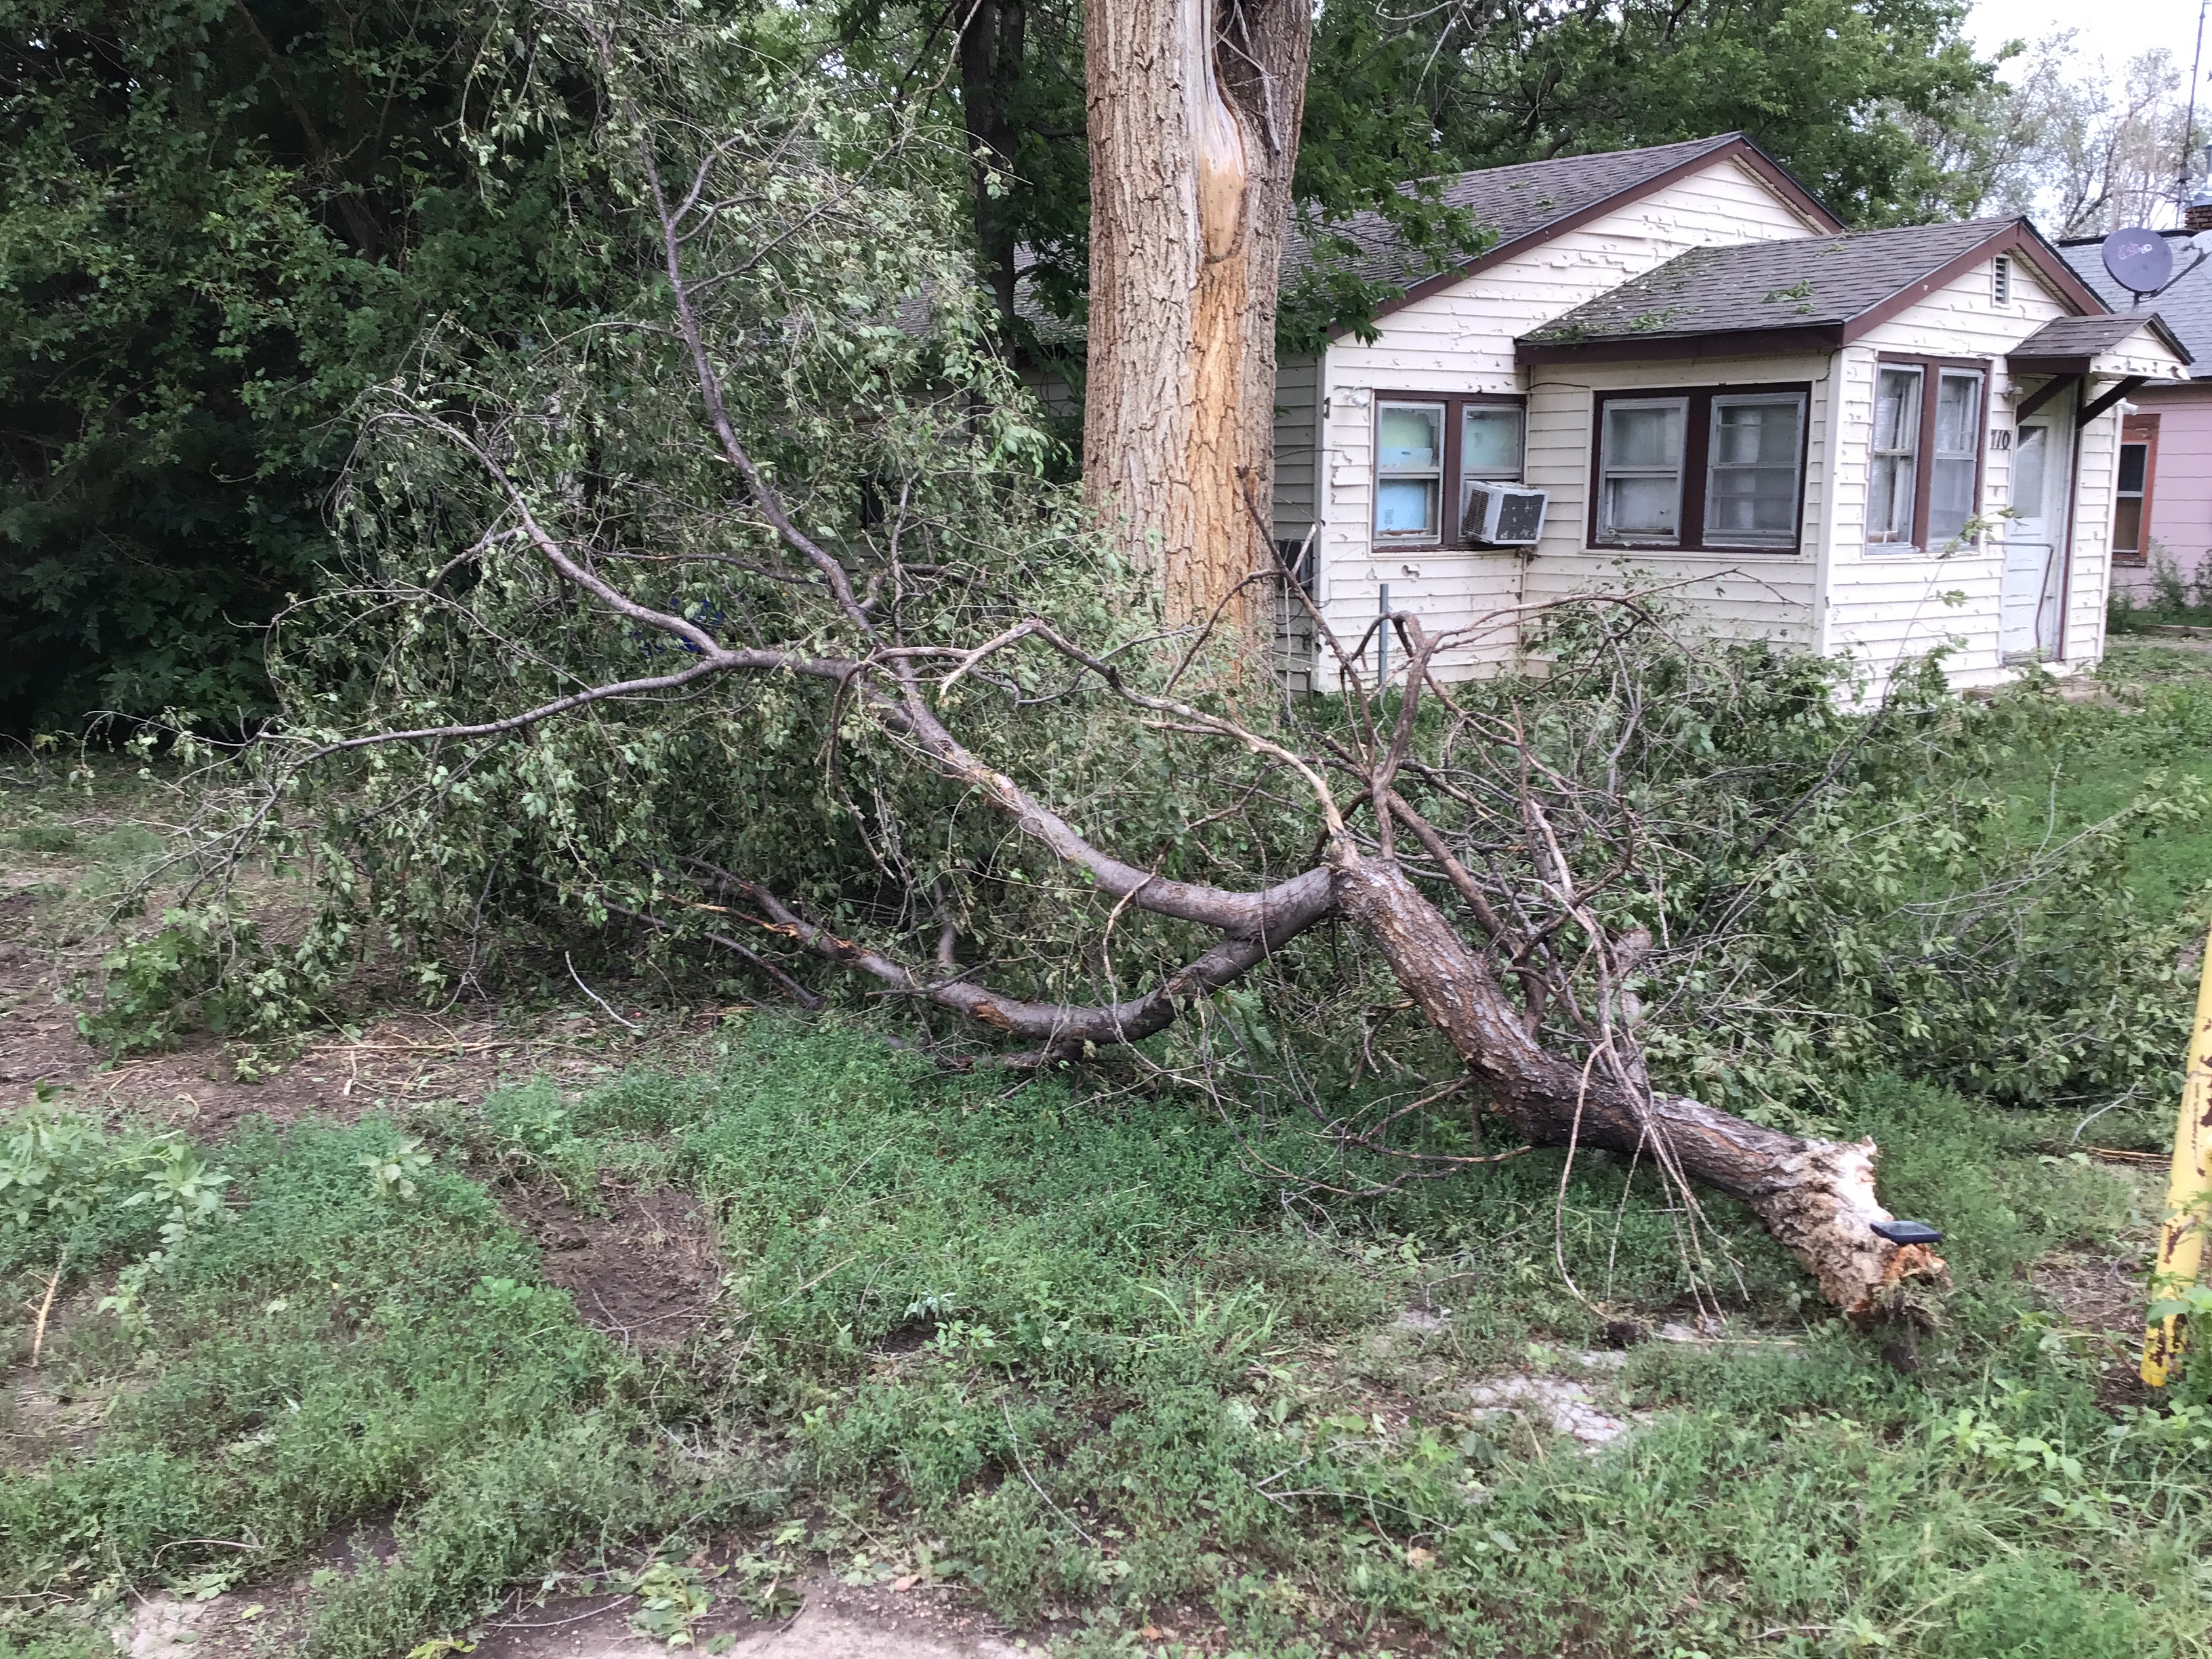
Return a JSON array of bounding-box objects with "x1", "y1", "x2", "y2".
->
[
  {"x1": 1824, "y1": 258, "x2": 2150, "y2": 695},
  {"x1": 1517, "y1": 352, "x2": 1832, "y2": 654},
  {"x1": 1311, "y1": 155, "x2": 1828, "y2": 683}
]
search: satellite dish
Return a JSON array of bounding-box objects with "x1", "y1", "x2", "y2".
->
[{"x1": 2102, "y1": 228, "x2": 2175, "y2": 298}]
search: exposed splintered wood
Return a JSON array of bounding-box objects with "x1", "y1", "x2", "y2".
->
[
  {"x1": 1083, "y1": 0, "x2": 1309, "y2": 628},
  {"x1": 1334, "y1": 856, "x2": 1948, "y2": 1318}
]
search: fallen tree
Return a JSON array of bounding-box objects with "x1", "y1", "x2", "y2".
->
[{"x1": 202, "y1": 0, "x2": 1945, "y2": 1322}]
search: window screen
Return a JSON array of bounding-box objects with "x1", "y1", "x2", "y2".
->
[
  {"x1": 1704, "y1": 394, "x2": 1806, "y2": 547},
  {"x1": 1375, "y1": 403, "x2": 1443, "y2": 539},
  {"x1": 1868, "y1": 367, "x2": 1922, "y2": 544},
  {"x1": 1597, "y1": 399, "x2": 1687, "y2": 541}
]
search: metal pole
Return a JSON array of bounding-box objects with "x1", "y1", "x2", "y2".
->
[
  {"x1": 1378, "y1": 583, "x2": 1391, "y2": 688},
  {"x1": 2142, "y1": 914, "x2": 2212, "y2": 1387},
  {"x1": 2186, "y1": 0, "x2": 2209, "y2": 209}
]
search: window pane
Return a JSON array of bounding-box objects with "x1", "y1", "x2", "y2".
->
[
  {"x1": 2118, "y1": 442, "x2": 2148, "y2": 494},
  {"x1": 1708, "y1": 470, "x2": 1800, "y2": 535},
  {"x1": 1378, "y1": 405, "x2": 1441, "y2": 469},
  {"x1": 1874, "y1": 368, "x2": 1921, "y2": 453},
  {"x1": 1935, "y1": 372, "x2": 1982, "y2": 456},
  {"x1": 2012, "y1": 427, "x2": 2047, "y2": 522},
  {"x1": 1376, "y1": 477, "x2": 1438, "y2": 536},
  {"x1": 1604, "y1": 476, "x2": 1680, "y2": 537},
  {"x1": 1707, "y1": 398, "x2": 1803, "y2": 543},
  {"x1": 1713, "y1": 401, "x2": 1797, "y2": 466},
  {"x1": 2115, "y1": 497, "x2": 2144, "y2": 552},
  {"x1": 1604, "y1": 403, "x2": 1683, "y2": 468},
  {"x1": 1463, "y1": 406, "x2": 1524, "y2": 477},
  {"x1": 1869, "y1": 454, "x2": 1914, "y2": 541},
  {"x1": 1929, "y1": 456, "x2": 1978, "y2": 544}
]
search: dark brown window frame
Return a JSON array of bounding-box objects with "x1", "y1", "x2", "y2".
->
[
  {"x1": 1870, "y1": 353, "x2": 1991, "y2": 554},
  {"x1": 1370, "y1": 391, "x2": 1529, "y2": 550},
  {"x1": 1585, "y1": 381, "x2": 1814, "y2": 554},
  {"x1": 2112, "y1": 413, "x2": 2160, "y2": 567}
]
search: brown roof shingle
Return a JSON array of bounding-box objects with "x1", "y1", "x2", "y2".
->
[
  {"x1": 1517, "y1": 220, "x2": 2026, "y2": 357},
  {"x1": 2009, "y1": 310, "x2": 2193, "y2": 367},
  {"x1": 1280, "y1": 134, "x2": 1753, "y2": 294}
]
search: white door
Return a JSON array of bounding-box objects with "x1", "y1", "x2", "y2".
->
[{"x1": 2001, "y1": 413, "x2": 2068, "y2": 661}]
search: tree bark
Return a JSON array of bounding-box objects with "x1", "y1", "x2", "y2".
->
[
  {"x1": 1083, "y1": 0, "x2": 1309, "y2": 628},
  {"x1": 1334, "y1": 855, "x2": 1949, "y2": 1319}
]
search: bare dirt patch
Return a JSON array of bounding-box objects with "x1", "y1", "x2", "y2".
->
[
  {"x1": 465, "y1": 1570, "x2": 1023, "y2": 1659},
  {"x1": 506, "y1": 1183, "x2": 724, "y2": 1350}
]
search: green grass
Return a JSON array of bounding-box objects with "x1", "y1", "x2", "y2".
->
[{"x1": 5, "y1": 1026, "x2": 2208, "y2": 1658}]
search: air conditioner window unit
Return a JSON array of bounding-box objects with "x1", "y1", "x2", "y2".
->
[{"x1": 1462, "y1": 482, "x2": 1548, "y2": 548}]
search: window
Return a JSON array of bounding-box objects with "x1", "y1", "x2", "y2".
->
[
  {"x1": 2011, "y1": 424, "x2": 2049, "y2": 525},
  {"x1": 1598, "y1": 398, "x2": 1687, "y2": 541},
  {"x1": 1375, "y1": 402, "x2": 1443, "y2": 540},
  {"x1": 1589, "y1": 383, "x2": 1809, "y2": 552},
  {"x1": 1868, "y1": 366, "x2": 1921, "y2": 544},
  {"x1": 1706, "y1": 394, "x2": 1809, "y2": 546},
  {"x1": 1867, "y1": 355, "x2": 1989, "y2": 553},
  {"x1": 1370, "y1": 394, "x2": 1526, "y2": 547},
  {"x1": 1992, "y1": 255, "x2": 2012, "y2": 307},
  {"x1": 1929, "y1": 371, "x2": 1984, "y2": 546},
  {"x1": 2113, "y1": 413, "x2": 2160, "y2": 565}
]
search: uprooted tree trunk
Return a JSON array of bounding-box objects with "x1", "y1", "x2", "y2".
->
[{"x1": 1334, "y1": 856, "x2": 1946, "y2": 1318}]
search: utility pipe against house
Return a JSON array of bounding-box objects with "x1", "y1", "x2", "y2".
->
[{"x1": 2142, "y1": 916, "x2": 2212, "y2": 1388}]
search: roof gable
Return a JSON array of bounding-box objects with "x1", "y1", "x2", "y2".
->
[
  {"x1": 1295, "y1": 133, "x2": 1842, "y2": 337},
  {"x1": 1516, "y1": 218, "x2": 2108, "y2": 363}
]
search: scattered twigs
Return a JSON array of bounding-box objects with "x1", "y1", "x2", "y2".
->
[
  {"x1": 29, "y1": 1247, "x2": 67, "y2": 1367},
  {"x1": 565, "y1": 951, "x2": 644, "y2": 1032}
]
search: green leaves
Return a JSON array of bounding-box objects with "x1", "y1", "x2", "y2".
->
[{"x1": 362, "y1": 1137, "x2": 435, "y2": 1202}]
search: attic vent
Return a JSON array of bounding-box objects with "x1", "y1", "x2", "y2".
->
[{"x1": 1992, "y1": 255, "x2": 2012, "y2": 306}]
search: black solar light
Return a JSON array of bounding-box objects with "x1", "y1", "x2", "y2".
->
[{"x1": 1870, "y1": 1219, "x2": 1944, "y2": 1246}]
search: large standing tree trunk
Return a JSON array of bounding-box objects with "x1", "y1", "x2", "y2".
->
[
  {"x1": 1333, "y1": 856, "x2": 1949, "y2": 1318},
  {"x1": 1083, "y1": 0, "x2": 1309, "y2": 627},
  {"x1": 958, "y1": 0, "x2": 1027, "y2": 332}
]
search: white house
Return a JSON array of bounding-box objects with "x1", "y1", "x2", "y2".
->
[{"x1": 1263, "y1": 134, "x2": 2192, "y2": 694}]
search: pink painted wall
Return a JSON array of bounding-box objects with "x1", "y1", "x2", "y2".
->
[{"x1": 2113, "y1": 384, "x2": 2212, "y2": 602}]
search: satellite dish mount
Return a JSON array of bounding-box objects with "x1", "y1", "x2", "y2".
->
[{"x1": 2102, "y1": 228, "x2": 2176, "y2": 305}]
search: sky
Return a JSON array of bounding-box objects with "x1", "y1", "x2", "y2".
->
[{"x1": 1968, "y1": 0, "x2": 2209, "y2": 79}]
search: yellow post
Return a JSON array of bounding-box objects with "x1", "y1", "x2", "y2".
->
[{"x1": 2142, "y1": 916, "x2": 2212, "y2": 1388}]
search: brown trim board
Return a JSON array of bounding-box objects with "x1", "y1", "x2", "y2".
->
[{"x1": 1519, "y1": 324, "x2": 1844, "y2": 365}]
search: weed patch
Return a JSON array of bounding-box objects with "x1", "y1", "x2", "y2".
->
[{"x1": 5, "y1": 1029, "x2": 2209, "y2": 1658}]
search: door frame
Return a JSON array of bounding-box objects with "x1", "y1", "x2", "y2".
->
[
  {"x1": 2003, "y1": 405, "x2": 2071, "y2": 662},
  {"x1": 2052, "y1": 382, "x2": 2082, "y2": 663}
]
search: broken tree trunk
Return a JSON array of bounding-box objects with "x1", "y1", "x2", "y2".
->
[
  {"x1": 1083, "y1": 0, "x2": 1309, "y2": 628},
  {"x1": 1334, "y1": 855, "x2": 1949, "y2": 1319}
]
